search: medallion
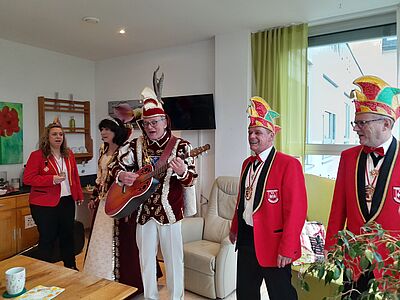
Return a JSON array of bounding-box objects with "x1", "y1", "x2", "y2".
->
[
  {"x1": 370, "y1": 169, "x2": 379, "y2": 177},
  {"x1": 245, "y1": 186, "x2": 252, "y2": 201},
  {"x1": 365, "y1": 185, "x2": 375, "y2": 202}
]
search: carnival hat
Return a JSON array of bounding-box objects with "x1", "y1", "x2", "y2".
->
[
  {"x1": 351, "y1": 75, "x2": 400, "y2": 120},
  {"x1": 248, "y1": 96, "x2": 281, "y2": 133},
  {"x1": 140, "y1": 86, "x2": 166, "y2": 119}
]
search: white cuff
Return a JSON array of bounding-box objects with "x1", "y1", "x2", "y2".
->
[{"x1": 175, "y1": 168, "x2": 188, "y2": 180}]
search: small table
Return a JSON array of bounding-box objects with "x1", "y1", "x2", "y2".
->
[{"x1": 0, "y1": 255, "x2": 137, "y2": 299}]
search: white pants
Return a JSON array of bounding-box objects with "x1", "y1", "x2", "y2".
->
[{"x1": 136, "y1": 219, "x2": 184, "y2": 300}]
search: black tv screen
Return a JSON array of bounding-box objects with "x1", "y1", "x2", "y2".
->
[{"x1": 162, "y1": 94, "x2": 216, "y2": 130}]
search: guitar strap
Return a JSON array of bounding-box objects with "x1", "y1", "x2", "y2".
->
[{"x1": 155, "y1": 135, "x2": 179, "y2": 167}]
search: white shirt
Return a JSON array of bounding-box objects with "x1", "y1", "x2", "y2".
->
[
  {"x1": 364, "y1": 136, "x2": 392, "y2": 211},
  {"x1": 243, "y1": 146, "x2": 273, "y2": 226},
  {"x1": 54, "y1": 156, "x2": 71, "y2": 197}
]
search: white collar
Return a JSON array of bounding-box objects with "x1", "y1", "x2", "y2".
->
[{"x1": 254, "y1": 145, "x2": 274, "y2": 162}]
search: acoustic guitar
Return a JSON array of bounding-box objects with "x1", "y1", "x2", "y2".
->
[{"x1": 105, "y1": 144, "x2": 210, "y2": 219}]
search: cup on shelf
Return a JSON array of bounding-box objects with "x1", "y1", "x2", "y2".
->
[
  {"x1": 5, "y1": 267, "x2": 26, "y2": 296},
  {"x1": 78, "y1": 146, "x2": 87, "y2": 153},
  {"x1": 71, "y1": 147, "x2": 78, "y2": 153}
]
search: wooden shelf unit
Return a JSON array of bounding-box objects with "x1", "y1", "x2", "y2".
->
[{"x1": 38, "y1": 97, "x2": 93, "y2": 164}]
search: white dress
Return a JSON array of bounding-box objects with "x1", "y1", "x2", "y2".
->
[{"x1": 83, "y1": 154, "x2": 115, "y2": 280}]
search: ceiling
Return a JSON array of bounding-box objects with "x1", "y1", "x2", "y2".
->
[{"x1": 0, "y1": 0, "x2": 398, "y2": 61}]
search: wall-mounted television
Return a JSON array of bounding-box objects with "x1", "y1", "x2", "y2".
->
[{"x1": 163, "y1": 94, "x2": 216, "y2": 130}]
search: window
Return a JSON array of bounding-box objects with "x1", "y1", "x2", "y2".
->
[
  {"x1": 306, "y1": 21, "x2": 397, "y2": 179},
  {"x1": 323, "y1": 111, "x2": 336, "y2": 143},
  {"x1": 344, "y1": 103, "x2": 350, "y2": 142}
]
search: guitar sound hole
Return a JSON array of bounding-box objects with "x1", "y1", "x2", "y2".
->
[{"x1": 138, "y1": 179, "x2": 151, "y2": 193}]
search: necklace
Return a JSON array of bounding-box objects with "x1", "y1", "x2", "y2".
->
[
  {"x1": 54, "y1": 155, "x2": 65, "y2": 177},
  {"x1": 365, "y1": 159, "x2": 381, "y2": 203},
  {"x1": 245, "y1": 161, "x2": 264, "y2": 201}
]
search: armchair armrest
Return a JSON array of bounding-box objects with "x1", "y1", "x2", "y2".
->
[
  {"x1": 215, "y1": 235, "x2": 237, "y2": 298},
  {"x1": 181, "y1": 217, "x2": 204, "y2": 244}
]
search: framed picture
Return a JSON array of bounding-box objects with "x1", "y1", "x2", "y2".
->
[
  {"x1": 108, "y1": 100, "x2": 143, "y2": 128},
  {"x1": 0, "y1": 102, "x2": 23, "y2": 164}
]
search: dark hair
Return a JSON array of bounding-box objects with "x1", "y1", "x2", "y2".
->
[
  {"x1": 98, "y1": 118, "x2": 128, "y2": 146},
  {"x1": 39, "y1": 123, "x2": 69, "y2": 158}
]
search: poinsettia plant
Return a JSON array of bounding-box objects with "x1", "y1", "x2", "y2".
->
[
  {"x1": 0, "y1": 105, "x2": 20, "y2": 137},
  {"x1": 298, "y1": 222, "x2": 400, "y2": 300}
]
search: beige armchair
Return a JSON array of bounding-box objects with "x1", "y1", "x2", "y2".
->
[{"x1": 182, "y1": 176, "x2": 239, "y2": 299}]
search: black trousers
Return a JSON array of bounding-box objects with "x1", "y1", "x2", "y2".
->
[
  {"x1": 237, "y1": 245, "x2": 298, "y2": 300},
  {"x1": 342, "y1": 271, "x2": 374, "y2": 300},
  {"x1": 30, "y1": 196, "x2": 76, "y2": 268}
]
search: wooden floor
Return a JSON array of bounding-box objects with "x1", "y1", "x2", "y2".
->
[{"x1": 60, "y1": 234, "x2": 269, "y2": 299}]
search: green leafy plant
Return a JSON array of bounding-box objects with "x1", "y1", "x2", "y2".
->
[{"x1": 298, "y1": 222, "x2": 400, "y2": 300}]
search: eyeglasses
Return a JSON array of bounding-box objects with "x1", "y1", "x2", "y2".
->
[
  {"x1": 143, "y1": 118, "x2": 165, "y2": 128},
  {"x1": 351, "y1": 118, "x2": 384, "y2": 128}
]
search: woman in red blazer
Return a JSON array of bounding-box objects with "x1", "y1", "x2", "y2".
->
[{"x1": 24, "y1": 121, "x2": 83, "y2": 269}]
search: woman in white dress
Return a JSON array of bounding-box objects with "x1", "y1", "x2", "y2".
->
[{"x1": 83, "y1": 118, "x2": 128, "y2": 280}]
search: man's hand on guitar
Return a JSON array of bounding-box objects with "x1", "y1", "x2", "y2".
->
[
  {"x1": 119, "y1": 171, "x2": 139, "y2": 186},
  {"x1": 170, "y1": 157, "x2": 187, "y2": 176}
]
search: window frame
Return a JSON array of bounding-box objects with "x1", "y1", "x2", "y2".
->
[{"x1": 306, "y1": 19, "x2": 397, "y2": 158}]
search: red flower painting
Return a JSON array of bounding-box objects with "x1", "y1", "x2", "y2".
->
[{"x1": 0, "y1": 106, "x2": 20, "y2": 137}]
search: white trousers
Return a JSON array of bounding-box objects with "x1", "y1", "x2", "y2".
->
[{"x1": 136, "y1": 219, "x2": 184, "y2": 300}]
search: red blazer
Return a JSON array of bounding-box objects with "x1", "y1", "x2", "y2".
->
[
  {"x1": 24, "y1": 149, "x2": 83, "y2": 207},
  {"x1": 231, "y1": 150, "x2": 307, "y2": 267},
  {"x1": 325, "y1": 140, "x2": 400, "y2": 279}
]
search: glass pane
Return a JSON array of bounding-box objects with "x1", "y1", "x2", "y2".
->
[
  {"x1": 305, "y1": 155, "x2": 340, "y2": 179},
  {"x1": 307, "y1": 36, "x2": 398, "y2": 145}
]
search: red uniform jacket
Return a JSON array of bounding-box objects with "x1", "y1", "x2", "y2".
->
[
  {"x1": 24, "y1": 149, "x2": 83, "y2": 207},
  {"x1": 325, "y1": 139, "x2": 400, "y2": 279},
  {"x1": 231, "y1": 149, "x2": 307, "y2": 267}
]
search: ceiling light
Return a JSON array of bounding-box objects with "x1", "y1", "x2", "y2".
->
[
  {"x1": 82, "y1": 16, "x2": 100, "y2": 24},
  {"x1": 119, "y1": 29, "x2": 126, "y2": 34}
]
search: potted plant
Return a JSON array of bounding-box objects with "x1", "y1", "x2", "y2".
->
[{"x1": 298, "y1": 222, "x2": 400, "y2": 299}]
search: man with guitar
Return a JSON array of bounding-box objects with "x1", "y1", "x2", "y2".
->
[{"x1": 114, "y1": 86, "x2": 197, "y2": 300}]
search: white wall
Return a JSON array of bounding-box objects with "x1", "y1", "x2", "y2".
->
[
  {"x1": 0, "y1": 34, "x2": 252, "y2": 203},
  {"x1": 0, "y1": 38, "x2": 95, "y2": 181},
  {"x1": 95, "y1": 39, "x2": 216, "y2": 202},
  {"x1": 215, "y1": 31, "x2": 251, "y2": 177}
]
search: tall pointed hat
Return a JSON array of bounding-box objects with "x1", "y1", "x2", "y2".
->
[
  {"x1": 141, "y1": 66, "x2": 166, "y2": 119},
  {"x1": 248, "y1": 96, "x2": 281, "y2": 133},
  {"x1": 351, "y1": 75, "x2": 400, "y2": 120}
]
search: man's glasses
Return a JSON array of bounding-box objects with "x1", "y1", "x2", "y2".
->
[
  {"x1": 143, "y1": 118, "x2": 165, "y2": 128},
  {"x1": 351, "y1": 118, "x2": 384, "y2": 128}
]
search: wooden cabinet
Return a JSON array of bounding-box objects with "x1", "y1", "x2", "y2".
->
[
  {"x1": 38, "y1": 97, "x2": 93, "y2": 164},
  {"x1": 0, "y1": 194, "x2": 39, "y2": 260},
  {"x1": 0, "y1": 203, "x2": 17, "y2": 259}
]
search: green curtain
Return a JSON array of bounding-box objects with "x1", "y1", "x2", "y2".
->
[{"x1": 252, "y1": 24, "x2": 308, "y2": 158}]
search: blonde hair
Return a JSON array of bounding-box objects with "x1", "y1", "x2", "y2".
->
[{"x1": 39, "y1": 123, "x2": 69, "y2": 158}]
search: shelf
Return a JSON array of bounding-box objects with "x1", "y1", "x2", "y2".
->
[
  {"x1": 38, "y1": 97, "x2": 93, "y2": 164},
  {"x1": 74, "y1": 152, "x2": 93, "y2": 162},
  {"x1": 63, "y1": 127, "x2": 90, "y2": 134}
]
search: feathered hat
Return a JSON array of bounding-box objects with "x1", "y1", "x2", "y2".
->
[
  {"x1": 248, "y1": 96, "x2": 281, "y2": 133},
  {"x1": 141, "y1": 66, "x2": 166, "y2": 119},
  {"x1": 351, "y1": 75, "x2": 400, "y2": 120},
  {"x1": 140, "y1": 87, "x2": 165, "y2": 118}
]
